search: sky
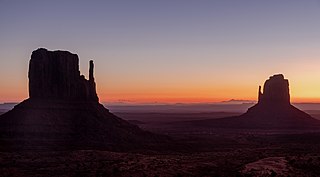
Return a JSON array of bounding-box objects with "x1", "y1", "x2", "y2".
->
[{"x1": 0, "y1": 0, "x2": 320, "y2": 103}]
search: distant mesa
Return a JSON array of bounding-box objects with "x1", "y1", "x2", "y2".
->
[
  {"x1": 221, "y1": 99, "x2": 255, "y2": 104},
  {"x1": 191, "y1": 74, "x2": 320, "y2": 129},
  {"x1": 0, "y1": 48, "x2": 167, "y2": 150}
]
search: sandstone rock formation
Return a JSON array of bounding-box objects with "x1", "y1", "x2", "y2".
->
[
  {"x1": 241, "y1": 74, "x2": 318, "y2": 128},
  {"x1": 191, "y1": 74, "x2": 320, "y2": 129},
  {"x1": 0, "y1": 48, "x2": 167, "y2": 150},
  {"x1": 258, "y1": 74, "x2": 290, "y2": 105},
  {"x1": 28, "y1": 48, "x2": 98, "y2": 101}
]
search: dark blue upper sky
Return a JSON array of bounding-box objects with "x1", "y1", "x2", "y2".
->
[{"x1": 1, "y1": 0, "x2": 320, "y2": 103}]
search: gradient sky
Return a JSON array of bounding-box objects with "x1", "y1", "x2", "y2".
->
[{"x1": 1, "y1": 0, "x2": 320, "y2": 103}]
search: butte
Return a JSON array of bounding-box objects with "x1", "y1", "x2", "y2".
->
[
  {"x1": 192, "y1": 74, "x2": 320, "y2": 129},
  {"x1": 0, "y1": 48, "x2": 167, "y2": 151}
]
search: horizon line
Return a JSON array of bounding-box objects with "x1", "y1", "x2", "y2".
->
[{"x1": 3, "y1": 100, "x2": 320, "y2": 105}]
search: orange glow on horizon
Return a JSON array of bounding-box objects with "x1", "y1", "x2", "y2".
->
[
  {"x1": 2, "y1": 70, "x2": 320, "y2": 104},
  {"x1": 2, "y1": 90, "x2": 320, "y2": 104},
  {"x1": 98, "y1": 93, "x2": 320, "y2": 104},
  {"x1": 2, "y1": 80, "x2": 320, "y2": 104}
]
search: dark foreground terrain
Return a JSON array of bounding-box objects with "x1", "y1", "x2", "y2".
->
[
  {"x1": 0, "y1": 115, "x2": 319, "y2": 176},
  {"x1": 1, "y1": 109, "x2": 320, "y2": 176},
  {"x1": 1, "y1": 132, "x2": 320, "y2": 177}
]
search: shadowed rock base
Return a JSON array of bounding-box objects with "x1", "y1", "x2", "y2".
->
[{"x1": 0, "y1": 99, "x2": 166, "y2": 151}]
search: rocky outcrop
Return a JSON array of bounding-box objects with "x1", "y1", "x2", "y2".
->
[
  {"x1": 235, "y1": 74, "x2": 319, "y2": 128},
  {"x1": 0, "y1": 48, "x2": 168, "y2": 151},
  {"x1": 258, "y1": 74, "x2": 290, "y2": 105},
  {"x1": 28, "y1": 48, "x2": 98, "y2": 102},
  {"x1": 190, "y1": 74, "x2": 320, "y2": 129},
  {"x1": 240, "y1": 74, "x2": 319, "y2": 128}
]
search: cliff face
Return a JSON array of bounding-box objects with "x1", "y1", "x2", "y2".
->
[
  {"x1": 198, "y1": 74, "x2": 320, "y2": 129},
  {"x1": 0, "y1": 48, "x2": 166, "y2": 151},
  {"x1": 258, "y1": 74, "x2": 290, "y2": 105},
  {"x1": 28, "y1": 48, "x2": 98, "y2": 102},
  {"x1": 238, "y1": 74, "x2": 319, "y2": 128}
]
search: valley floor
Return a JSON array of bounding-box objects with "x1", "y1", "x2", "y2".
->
[
  {"x1": 1, "y1": 111, "x2": 320, "y2": 176},
  {"x1": 1, "y1": 132, "x2": 320, "y2": 177}
]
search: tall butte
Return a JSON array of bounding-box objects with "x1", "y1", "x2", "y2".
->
[
  {"x1": 28, "y1": 48, "x2": 98, "y2": 101},
  {"x1": 243, "y1": 74, "x2": 318, "y2": 128},
  {"x1": 206, "y1": 74, "x2": 320, "y2": 129},
  {"x1": 0, "y1": 48, "x2": 167, "y2": 150}
]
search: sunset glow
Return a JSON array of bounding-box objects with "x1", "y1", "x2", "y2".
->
[{"x1": 1, "y1": 1, "x2": 320, "y2": 104}]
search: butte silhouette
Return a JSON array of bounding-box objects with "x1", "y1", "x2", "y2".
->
[
  {"x1": 0, "y1": 48, "x2": 167, "y2": 150},
  {"x1": 195, "y1": 74, "x2": 320, "y2": 129}
]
